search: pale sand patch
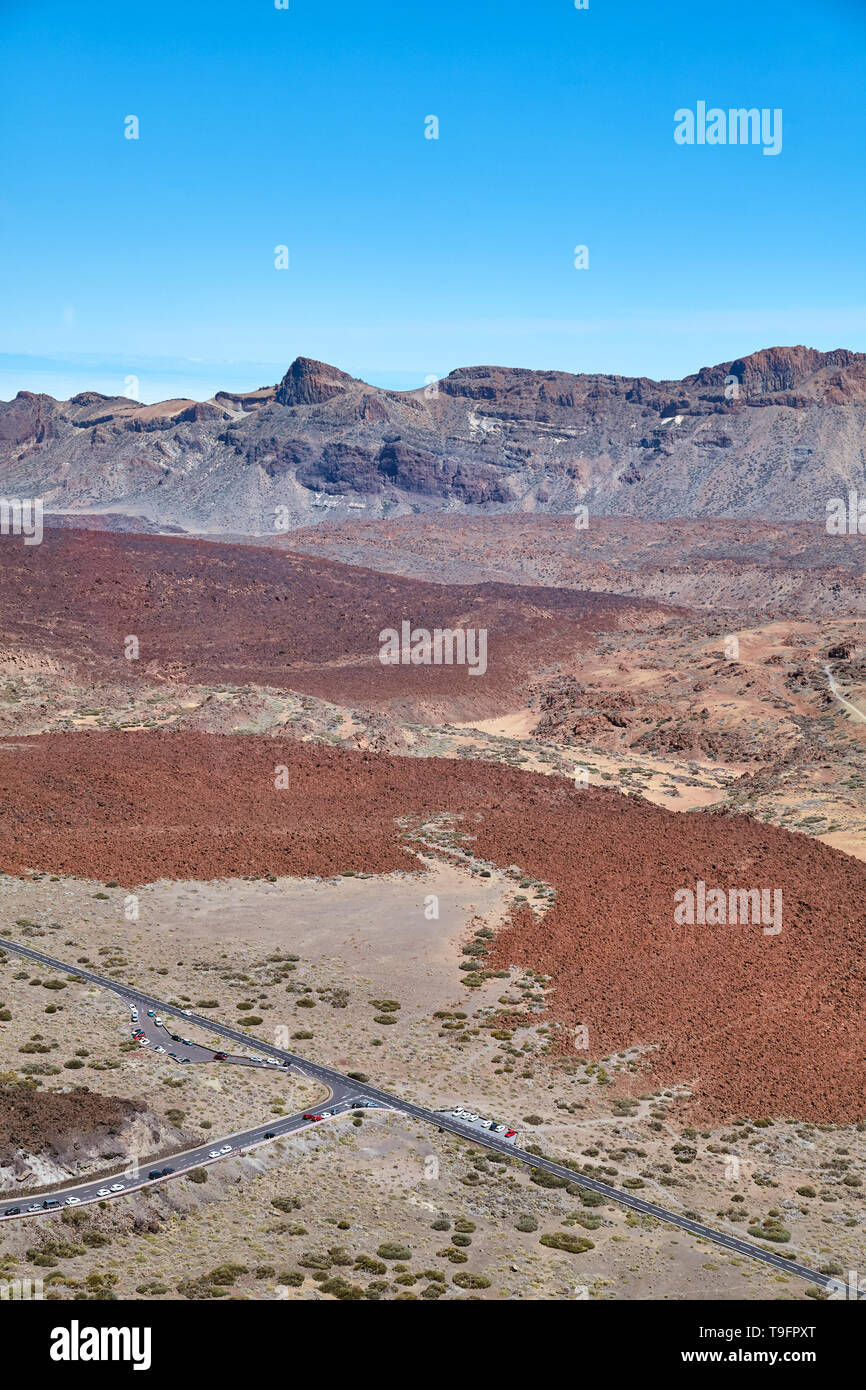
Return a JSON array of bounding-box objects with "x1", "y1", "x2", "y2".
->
[
  {"x1": 138, "y1": 864, "x2": 514, "y2": 1019},
  {"x1": 456, "y1": 709, "x2": 537, "y2": 738},
  {"x1": 818, "y1": 829, "x2": 866, "y2": 865},
  {"x1": 640, "y1": 783, "x2": 728, "y2": 812}
]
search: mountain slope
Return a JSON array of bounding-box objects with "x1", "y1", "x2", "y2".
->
[{"x1": 2, "y1": 346, "x2": 865, "y2": 531}]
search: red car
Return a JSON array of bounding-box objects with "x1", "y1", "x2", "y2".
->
[
  {"x1": 303, "y1": 1112, "x2": 323, "y2": 1122},
  {"x1": 213, "y1": 1052, "x2": 227, "y2": 1060}
]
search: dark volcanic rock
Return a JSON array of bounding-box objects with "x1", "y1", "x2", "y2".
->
[{"x1": 2, "y1": 346, "x2": 866, "y2": 531}]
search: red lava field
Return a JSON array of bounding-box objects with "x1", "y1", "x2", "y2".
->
[
  {"x1": 0, "y1": 528, "x2": 675, "y2": 717},
  {"x1": 1, "y1": 730, "x2": 863, "y2": 1124}
]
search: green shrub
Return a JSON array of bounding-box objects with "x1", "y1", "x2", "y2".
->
[
  {"x1": 540, "y1": 1233, "x2": 595, "y2": 1254},
  {"x1": 530, "y1": 1169, "x2": 568, "y2": 1189},
  {"x1": 453, "y1": 1272, "x2": 491, "y2": 1289},
  {"x1": 271, "y1": 1196, "x2": 301, "y2": 1213}
]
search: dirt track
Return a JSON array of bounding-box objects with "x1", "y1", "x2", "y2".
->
[{"x1": 0, "y1": 730, "x2": 863, "y2": 1124}]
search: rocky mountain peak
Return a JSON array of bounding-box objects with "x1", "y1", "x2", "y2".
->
[{"x1": 275, "y1": 357, "x2": 362, "y2": 407}]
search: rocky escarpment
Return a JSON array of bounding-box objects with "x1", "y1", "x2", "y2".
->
[
  {"x1": 2, "y1": 347, "x2": 865, "y2": 532},
  {"x1": 0, "y1": 1083, "x2": 147, "y2": 1186}
]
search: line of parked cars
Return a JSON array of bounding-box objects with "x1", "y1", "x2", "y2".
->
[{"x1": 445, "y1": 1106, "x2": 517, "y2": 1139}]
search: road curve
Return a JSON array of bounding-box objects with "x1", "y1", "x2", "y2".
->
[
  {"x1": 0, "y1": 936, "x2": 832, "y2": 1291},
  {"x1": 824, "y1": 663, "x2": 866, "y2": 723}
]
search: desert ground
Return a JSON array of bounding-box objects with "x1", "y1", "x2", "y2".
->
[{"x1": 0, "y1": 518, "x2": 863, "y2": 1301}]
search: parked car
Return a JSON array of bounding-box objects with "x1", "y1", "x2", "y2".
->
[
  {"x1": 263, "y1": 1131, "x2": 275, "y2": 1139},
  {"x1": 219, "y1": 1145, "x2": 232, "y2": 1154},
  {"x1": 303, "y1": 1113, "x2": 324, "y2": 1122},
  {"x1": 110, "y1": 1183, "x2": 124, "y2": 1192},
  {"x1": 213, "y1": 1052, "x2": 227, "y2": 1061},
  {"x1": 97, "y1": 1188, "x2": 112, "y2": 1197},
  {"x1": 42, "y1": 1199, "x2": 60, "y2": 1209},
  {"x1": 148, "y1": 1170, "x2": 161, "y2": 1180},
  {"x1": 65, "y1": 1197, "x2": 81, "y2": 1206},
  {"x1": 4, "y1": 1207, "x2": 21, "y2": 1216},
  {"x1": 208, "y1": 1150, "x2": 221, "y2": 1158}
]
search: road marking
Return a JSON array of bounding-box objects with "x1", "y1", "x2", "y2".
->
[{"x1": 0, "y1": 936, "x2": 833, "y2": 1289}]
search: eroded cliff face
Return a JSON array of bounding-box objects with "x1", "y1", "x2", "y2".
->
[{"x1": 2, "y1": 347, "x2": 865, "y2": 532}]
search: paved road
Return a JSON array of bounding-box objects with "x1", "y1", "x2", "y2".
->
[
  {"x1": 129, "y1": 1004, "x2": 284, "y2": 1070},
  {"x1": 0, "y1": 936, "x2": 832, "y2": 1291},
  {"x1": 0, "y1": 1087, "x2": 364, "y2": 1218}
]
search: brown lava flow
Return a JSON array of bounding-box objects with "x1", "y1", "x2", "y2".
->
[{"x1": 0, "y1": 731, "x2": 863, "y2": 1125}]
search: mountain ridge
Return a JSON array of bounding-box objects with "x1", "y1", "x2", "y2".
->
[{"x1": 2, "y1": 345, "x2": 865, "y2": 532}]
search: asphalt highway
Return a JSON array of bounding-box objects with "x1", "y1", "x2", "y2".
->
[{"x1": 0, "y1": 936, "x2": 832, "y2": 1291}]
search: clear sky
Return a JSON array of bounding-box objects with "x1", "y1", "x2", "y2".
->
[{"x1": 2, "y1": 0, "x2": 865, "y2": 402}]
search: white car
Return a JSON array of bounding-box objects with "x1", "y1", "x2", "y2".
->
[
  {"x1": 97, "y1": 1188, "x2": 112, "y2": 1197},
  {"x1": 155, "y1": 1017, "x2": 163, "y2": 1027},
  {"x1": 219, "y1": 1145, "x2": 232, "y2": 1154},
  {"x1": 155, "y1": 1046, "x2": 166, "y2": 1054},
  {"x1": 130, "y1": 1010, "x2": 138, "y2": 1022},
  {"x1": 208, "y1": 1150, "x2": 221, "y2": 1158},
  {"x1": 111, "y1": 1183, "x2": 124, "y2": 1192},
  {"x1": 65, "y1": 1197, "x2": 81, "y2": 1205}
]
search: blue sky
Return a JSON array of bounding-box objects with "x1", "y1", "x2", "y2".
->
[{"x1": 2, "y1": 0, "x2": 865, "y2": 402}]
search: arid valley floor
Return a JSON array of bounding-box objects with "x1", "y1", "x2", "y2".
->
[{"x1": 0, "y1": 515, "x2": 864, "y2": 1302}]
